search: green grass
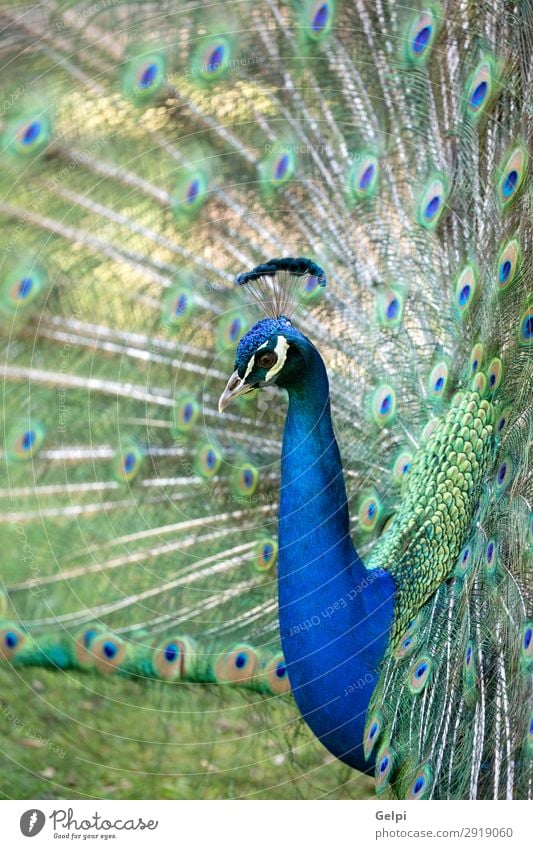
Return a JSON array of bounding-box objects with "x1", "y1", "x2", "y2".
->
[{"x1": 0, "y1": 666, "x2": 376, "y2": 800}]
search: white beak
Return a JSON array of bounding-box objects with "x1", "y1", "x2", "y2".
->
[{"x1": 218, "y1": 370, "x2": 255, "y2": 413}]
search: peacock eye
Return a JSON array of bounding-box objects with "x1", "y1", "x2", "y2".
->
[{"x1": 257, "y1": 350, "x2": 278, "y2": 369}]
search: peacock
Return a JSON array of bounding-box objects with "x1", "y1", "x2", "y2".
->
[{"x1": 0, "y1": 0, "x2": 531, "y2": 801}]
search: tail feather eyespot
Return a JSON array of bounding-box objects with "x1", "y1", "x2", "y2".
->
[
  {"x1": 214, "y1": 644, "x2": 258, "y2": 683},
  {"x1": 262, "y1": 653, "x2": 291, "y2": 694},
  {"x1": 0, "y1": 626, "x2": 26, "y2": 660},
  {"x1": 153, "y1": 637, "x2": 195, "y2": 680}
]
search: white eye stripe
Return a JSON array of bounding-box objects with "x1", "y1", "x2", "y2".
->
[
  {"x1": 243, "y1": 336, "x2": 289, "y2": 383},
  {"x1": 264, "y1": 335, "x2": 289, "y2": 381},
  {"x1": 244, "y1": 354, "x2": 256, "y2": 381}
]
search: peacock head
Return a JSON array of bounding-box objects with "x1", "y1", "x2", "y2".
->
[
  {"x1": 218, "y1": 315, "x2": 310, "y2": 412},
  {"x1": 218, "y1": 258, "x2": 327, "y2": 412}
]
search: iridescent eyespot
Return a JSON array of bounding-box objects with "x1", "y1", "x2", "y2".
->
[
  {"x1": 230, "y1": 462, "x2": 259, "y2": 497},
  {"x1": 263, "y1": 653, "x2": 291, "y2": 693},
  {"x1": 300, "y1": 0, "x2": 336, "y2": 42},
  {"x1": 521, "y1": 624, "x2": 533, "y2": 662},
  {"x1": 0, "y1": 626, "x2": 25, "y2": 659},
  {"x1": 164, "y1": 644, "x2": 179, "y2": 662},
  {"x1": 172, "y1": 169, "x2": 208, "y2": 219},
  {"x1": 454, "y1": 264, "x2": 479, "y2": 316},
  {"x1": 428, "y1": 360, "x2": 449, "y2": 400},
  {"x1": 214, "y1": 644, "x2": 258, "y2": 683},
  {"x1": 405, "y1": 9, "x2": 438, "y2": 63},
  {"x1": 348, "y1": 154, "x2": 379, "y2": 201},
  {"x1": 16, "y1": 277, "x2": 32, "y2": 299},
  {"x1": 195, "y1": 442, "x2": 222, "y2": 478},
  {"x1": 90, "y1": 634, "x2": 126, "y2": 674},
  {"x1": 376, "y1": 286, "x2": 405, "y2": 328},
  {"x1": 496, "y1": 239, "x2": 521, "y2": 291},
  {"x1": 394, "y1": 628, "x2": 418, "y2": 659},
  {"x1": 518, "y1": 300, "x2": 533, "y2": 346},
  {"x1": 153, "y1": 636, "x2": 194, "y2": 680},
  {"x1": 407, "y1": 765, "x2": 433, "y2": 799},
  {"x1": 469, "y1": 342, "x2": 484, "y2": 375},
  {"x1": 217, "y1": 313, "x2": 248, "y2": 349},
  {"x1": 496, "y1": 406, "x2": 511, "y2": 436},
  {"x1": 172, "y1": 394, "x2": 200, "y2": 435},
  {"x1": 1, "y1": 263, "x2": 47, "y2": 316},
  {"x1": 122, "y1": 54, "x2": 166, "y2": 102},
  {"x1": 6, "y1": 420, "x2": 45, "y2": 461},
  {"x1": 102, "y1": 641, "x2": 118, "y2": 659},
  {"x1": 418, "y1": 173, "x2": 448, "y2": 230},
  {"x1": 455, "y1": 541, "x2": 474, "y2": 577},
  {"x1": 463, "y1": 639, "x2": 477, "y2": 691},
  {"x1": 163, "y1": 282, "x2": 195, "y2": 325},
  {"x1": 496, "y1": 145, "x2": 528, "y2": 207},
  {"x1": 83, "y1": 629, "x2": 98, "y2": 649},
  {"x1": 253, "y1": 537, "x2": 278, "y2": 572},
  {"x1": 114, "y1": 443, "x2": 143, "y2": 483},
  {"x1": 369, "y1": 384, "x2": 396, "y2": 427},
  {"x1": 260, "y1": 144, "x2": 296, "y2": 189},
  {"x1": 485, "y1": 539, "x2": 497, "y2": 575},
  {"x1": 192, "y1": 36, "x2": 232, "y2": 82},
  {"x1": 392, "y1": 450, "x2": 414, "y2": 485},
  {"x1": 133, "y1": 57, "x2": 164, "y2": 98},
  {"x1": 358, "y1": 491, "x2": 382, "y2": 532},
  {"x1": 74, "y1": 625, "x2": 104, "y2": 667},
  {"x1": 494, "y1": 455, "x2": 513, "y2": 496},
  {"x1": 487, "y1": 357, "x2": 502, "y2": 392},
  {"x1": 408, "y1": 655, "x2": 432, "y2": 693},
  {"x1": 375, "y1": 745, "x2": 395, "y2": 793},
  {"x1": 21, "y1": 121, "x2": 41, "y2": 144},
  {"x1": 7, "y1": 114, "x2": 51, "y2": 155},
  {"x1": 465, "y1": 57, "x2": 498, "y2": 120},
  {"x1": 363, "y1": 710, "x2": 383, "y2": 760}
]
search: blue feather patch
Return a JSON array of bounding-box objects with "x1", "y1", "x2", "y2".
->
[
  {"x1": 407, "y1": 764, "x2": 433, "y2": 799},
  {"x1": 122, "y1": 53, "x2": 166, "y2": 102},
  {"x1": 404, "y1": 7, "x2": 440, "y2": 64},
  {"x1": 464, "y1": 56, "x2": 499, "y2": 121},
  {"x1": 497, "y1": 240, "x2": 521, "y2": 291},
  {"x1": 6, "y1": 420, "x2": 45, "y2": 461},
  {"x1": 172, "y1": 394, "x2": 200, "y2": 435},
  {"x1": 496, "y1": 146, "x2": 528, "y2": 208},
  {"x1": 418, "y1": 173, "x2": 449, "y2": 230},
  {"x1": 454, "y1": 264, "x2": 479, "y2": 317},
  {"x1": 375, "y1": 745, "x2": 395, "y2": 793},
  {"x1": 348, "y1": 154, "x2": 379, "y2": 202},
  {"x1": 192, "y1": 36, "x2": 233, "y2": 83},
  {"x1": 114, "y1": 442, "x2": 143, "y2": 484},
  {"x1": 298, "y1": 0, "x2": 336, "y2": 43}
]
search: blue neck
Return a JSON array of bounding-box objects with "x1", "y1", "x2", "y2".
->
[{"x1": 277, "y1": 339, "x2": 395, "y2": 771}]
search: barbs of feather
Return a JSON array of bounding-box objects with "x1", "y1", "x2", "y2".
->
[{"x1": 235, "y1": 256, "x2": 326, "y2": 318}]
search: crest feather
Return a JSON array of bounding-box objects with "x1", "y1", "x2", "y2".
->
[{"x1": 235, "y1": 257, "x2": 326, "y2": 318}]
